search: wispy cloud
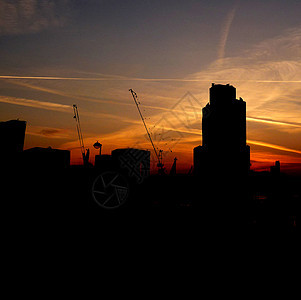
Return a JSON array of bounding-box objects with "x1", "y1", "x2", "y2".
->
[
  {"x1": 247, "y1": 116, "x2": 301, "y2": 128},
  {"x1": 4, "y1": 76, "x2": 301, "y2": 124},
  {"x1": 1, "y1": 24, "x2": 300, "y2": 170},
  {"x1": 217, "y1": 5, "x2": 237, "y2": 61},
  {"x1": 0, "y1": 0, "x2": 69, "y2": 35},
  {"x1": 248, "y1": 140, "x2": 301, "y2": 155},
  {"x1": 0, "y1": 94, "x2": 143, "y2": 126},
  {"x1": 2, "y1": 74, "x2": 301, "y2": 83},
  {"x1": 26, "y1": 126, "x2": 72, "y2": 139},
  {"x1": 189, "y1": 27, "x2": 301, "y2": 127},
  {"x1": 0, "y1": 95, "x2": 71, "y2": 112}
]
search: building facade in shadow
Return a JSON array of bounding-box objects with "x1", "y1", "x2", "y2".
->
[
  {"x1": 194, "y1": 83, "x2": 250, "y2": 177},
  {"x1": 22, "y1": 147, "x2": 70, "y2": 171},
  {"x1": 0, "y1": 119, "x2": 26, "y2": 169}
]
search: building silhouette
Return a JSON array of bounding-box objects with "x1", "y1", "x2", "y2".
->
[
  {"x1": 94, "y1": 154, "x2": 113, "y2": 170},
  {"x1": 112, "y1": 148, "x2": 150, "y2": 178},
  {"x1": 0, "y1": 119, "x2": 26, "y2": 168},
  {"x1": 194, "y1": 83, "x2": 250, "y2": 177},
  {"x1": 270, "y1": 160, "x2": 280, "y2": 175},
  {"x1": 95, "y1": 147, "x2": 150, "y2": 182},
  {"x1": 0, "y1": 119, "x2": 26, "y2": 153},
  {"x1": 22, "y1": 147, "x2": 70, "y2": 170}
]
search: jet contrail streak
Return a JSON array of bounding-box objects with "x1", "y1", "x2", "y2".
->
[
  {"x1": 247, "y1": 116, "x2": 301, "y2": 128},
  {"x1": 8, "y1": 80, "x2": 192, "y2": 113},
  {"x1": 0, "y1": 95, "x2": 71, "y2": 111},
  {"x1": 218, "y1": 6, "x2": 237, "y2": 60},
  {"x1": 4, "y1": 80, "x2": 300, "y2": 130},
  {"x1": 1, "y1": 74, "x2": 301, "y2": 83},
  {"x1": 248, "y1": 140, "x2": 301, "y2": 155},
  {"x1": 0, "y1": 95, "x2": 142, "y2": 125}
]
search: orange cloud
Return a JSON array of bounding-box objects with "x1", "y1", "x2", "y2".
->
[{"x1": 26, "y1": 126, "x2": 72, "y2": 139}]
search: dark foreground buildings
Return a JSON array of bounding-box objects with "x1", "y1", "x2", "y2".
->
[
  {"x1": 22, "y1": 147, "x2": 70, "y2": 170},
  {"x1": 0, "y1": 120, "x2": 71, "y2": 170},
  {"x1": 0, "y1": 119, "x2": 26, "y2": 153},
  {"x1": 95, "y1": 148, "x2": 150, "y2": 183},
  {"x1": 0, "y1": 119, "x2": 26, "y2": 168},
  {"x1": 194, "y1": 83, "x2": 250, "y2": 177}
]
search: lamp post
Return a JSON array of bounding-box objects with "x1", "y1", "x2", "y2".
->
[{"x1": 93, "y1": 141, "x2": 102, "y2": 156}]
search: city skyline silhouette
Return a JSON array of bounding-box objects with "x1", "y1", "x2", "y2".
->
[
  {"x1": 2, "y1": 83, "x2": 300, "y2": 176},
  {"x1": 0, "y1": 1, "x2": 300, "y2": 234},
  {"x1": 1, "y1": 1, "x2": 301, "y2": 176},
  {"x1": 1, "y1": 83, "x2": 299, "y2": 232}
]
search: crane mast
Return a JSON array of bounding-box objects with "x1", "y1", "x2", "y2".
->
[
  {"x1": 129, "y1": 89, "x2": 164, "y2": 174},
  {"x1": 73, "y1": 104, "x2": 89, "y2": 166}
]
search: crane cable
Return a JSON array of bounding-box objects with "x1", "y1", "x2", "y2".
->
[{"x1": 73, "y1": 104, "x2": 85, "y2": 158}]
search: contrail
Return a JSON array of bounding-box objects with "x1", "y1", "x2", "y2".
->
[
  {"x1": 9, "y1": 80, "x2": 205, "y2": 115},
  {"x1": 0, "y1": 95, "x2": 71, "y2": 112},
  {"x1": 0, "y1": 75, "x2": 203, "y2": 81},
  {"x1": 0, "y1": 74, "x2": 222, "y2": 82},
  {"x1": 5, "y1": 80, "x2": 301, "y2": 129},
  {"x1": 1, "y1": 74, "x2": 301, "y2": 83},
  {"x1": 247, "y1": 116, "x2": 301, "y2": 128},
  {"x1": 217, "y1": 6, "x2": 237, "y2": 61},
  {"x1": 248, "y1": 140, "x2": 301, "y2": 155},
  {"x1": 3, "y1": 80, "x2": 300, "y2": 130},
  {"x1": 0, "y1": 95, "x2": 142, "y2": 125},
  {"x1": 9, "y1": 80, "x2": 134, "y2": 107}
]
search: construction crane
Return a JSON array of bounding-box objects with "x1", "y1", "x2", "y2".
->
[
  {"x1": 73, "y1": 104, "x2": 89, "y2": 166},
  {"x1": 169, "y1": 157, "x2": 177, "y2": 176},
  {"x1": 129, "y1": 89, "x2": 165, "y2": 175}
]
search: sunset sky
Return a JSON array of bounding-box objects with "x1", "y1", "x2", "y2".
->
[{"x1": 1, "y1": 0, "x2": 301, "y2": 174}]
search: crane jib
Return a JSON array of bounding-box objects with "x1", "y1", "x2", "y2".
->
[{"x1": 129, "y1": 89, "x2": 160, "y2": 162}]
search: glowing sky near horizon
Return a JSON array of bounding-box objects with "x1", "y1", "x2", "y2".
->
[{"x1": 0, "y1": 0, "x2": 301, "y2": 173}]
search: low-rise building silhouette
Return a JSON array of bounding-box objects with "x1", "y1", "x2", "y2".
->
[
  {"x1": 95, "y1": 154, "x2": 113, "y2": 170},
  {"x1": 22, "y1": 147, "x2": 70, "y2": 170},
  {"x1": 112, "y1": 148, "x2": 150, "y2": 178},
  {"x1": 95, "y1": 147, "x2": 150, "y2": 182},
  {"x1": 270, "y1": 160, "x2": 280, "y2": 175},
  {"x1": 194, "y1": 83, "x2": 250, "y2": 177}
]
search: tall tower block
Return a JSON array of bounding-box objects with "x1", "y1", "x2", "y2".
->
[{"x1": 194, "y1": 84, "x2": 250, "y2": 177}]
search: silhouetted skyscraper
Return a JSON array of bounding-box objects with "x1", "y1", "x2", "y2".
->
[
  {"x1": 194, "y1": 83, "x2": 250, "y2": 176},
  {"x1": 0, "y1": 119, "x2": 26, "y2": 168}
]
